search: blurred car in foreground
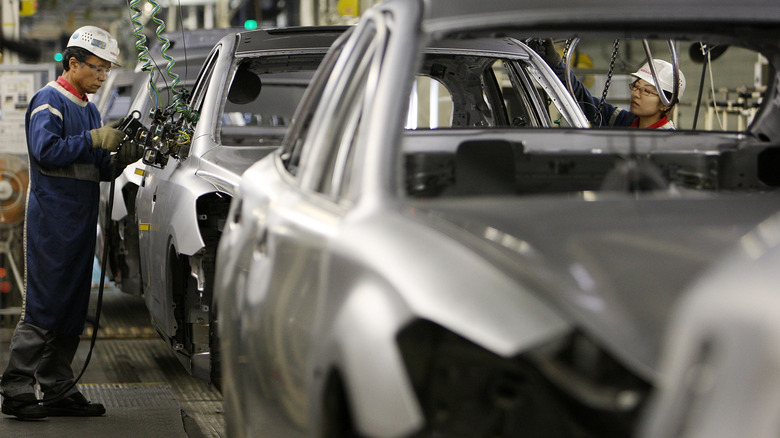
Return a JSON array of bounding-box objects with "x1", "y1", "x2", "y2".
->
[
  {"x1": 95, "y1": 28, "x2": 237, "y2": 296},
  {"x1": 214, "y1": 0, "x2": 780, "y2": 436},
  {"x1": 638, "y1": 212, "x2": 780, "y2": 438},
  {"x1": 134, "y1": 26, "x2": 347, "y2": 383}
]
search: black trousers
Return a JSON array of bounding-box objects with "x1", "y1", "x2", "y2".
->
[{"x1": 0, "y1": 320, "x2": 80, "y2": 400}]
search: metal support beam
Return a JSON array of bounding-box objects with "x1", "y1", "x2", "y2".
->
[
  {"x1": 164, "y1": 0, "x2": 230, "y2": 30},
  {"x1": 1, "y1": 0, "x2": 20, "y2": 64}
]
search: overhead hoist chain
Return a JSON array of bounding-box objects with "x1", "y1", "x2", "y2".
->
[
  {"x1": 595, "y1": 39, "x2": 620, "y2": 127},
  {"x1": 563, "y1": 38, "x2": 621, "y2": 127}
]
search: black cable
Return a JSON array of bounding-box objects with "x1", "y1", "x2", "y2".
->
[
  {"x1": 692, "y1": 45, "x2": 710, "y2": 130},
  {"x1": 177, "y1": 0, "x2": 189, "y2": 83}
]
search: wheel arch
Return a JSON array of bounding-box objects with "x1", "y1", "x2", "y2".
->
[{"x1": 311, "y1": 275, "x2": 425, "y2": 437}]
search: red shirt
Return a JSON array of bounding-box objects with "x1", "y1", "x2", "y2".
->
[
  {"x1": 56, "y1": 76, "x2": 89, "y2": 102},
  {"x1": 630, "y1": 115, "x2": 674, "y2": 129}
]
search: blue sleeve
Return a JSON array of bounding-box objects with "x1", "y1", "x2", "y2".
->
[
  {"x1": 88, "y1": 103, "x2": 117, "y2": 181},
  {"x1": 27, "y1": 99, "x2": 94, "y2": 169},
  {"x1": 27, "y1": 92, "x2": 117, "y2": 181},
  {"x1": 551, "y1": 62, "x2": 635, "y2": 127}
]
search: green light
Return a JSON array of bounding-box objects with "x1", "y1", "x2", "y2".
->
[
  {"x1": 244, "y1": 20, "x2": 258, "y2": 30},
  {"x1": 54, "y1": 53, "x2": 63, "y2": 62}
]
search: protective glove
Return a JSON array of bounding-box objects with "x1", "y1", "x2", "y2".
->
[
  {"x1": 528, "y1": 39, "x2": 562, "y2": 67},
  {"x1": 114, "y1": 140, "x2": 144, "y2": 168},
  {"x1": 90, "y1": 119, "x2": 124, "y2": 152}
]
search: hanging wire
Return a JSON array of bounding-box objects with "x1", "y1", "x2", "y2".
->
[
  {"x1": 128, "y1": 0, "x2": 161, "y2": 110},
  {"x1": 708, "y1": 50, "x2": 724, "y2": 130},
  {"x1": 692, "y1": 42, "x2": 709, "y2": 130},
  {"x1": 148, "y1": 0, "x2": 182, "y2": 110},
  {"x1": 134, "y1": 2, "x2": 159, "y2": 105},
  {"x1": 128, "y1": 0, "x2": 150, "y2": 71},
  {"x1": 128, "y1": 0, "x2": 198, "y2": 122},
  {"x1": 167, "y1": 0, "x2": 196, "y2": 124},
  {"x1": 126, "y1": 0, "x2": 199, "y2": 148},
  {"x1": 176, "y1": 2, "x2": 189, "y2": 91},
  {"x1": 156, "y1": 0, "x2": 196, "y2": 120}
]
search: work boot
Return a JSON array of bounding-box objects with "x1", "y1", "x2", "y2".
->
[
  {"x1": 44, "y1": 392, "x2": 105, "y2": 417},
  {"x1": 1, "y1": 393, "x2": 48, "y2": 419}
]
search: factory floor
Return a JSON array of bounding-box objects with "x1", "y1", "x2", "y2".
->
[{"x1": 0, "y1": 264, "x2": 224, "y2": 437}]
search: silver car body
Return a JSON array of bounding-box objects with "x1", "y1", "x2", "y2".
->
[
  {"x1": 639, "y1": 213, "x2": 780, "y2": 438},
  {"x1": 95, "y1": 29, "x2": 237, "y2": 296},
  {"x1": 135, "y1": 27, "x2": 347, "y2": 381},
  {"x1": 215, "y1": 0, "x2": 780, "y2": 436}
]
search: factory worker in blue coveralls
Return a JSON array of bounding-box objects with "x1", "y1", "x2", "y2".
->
[
  {"x1": 530, "y1": 39, "x2": 686, "y2": 129},
  {"x1": 0, "y1": 25, "x2": 143, "y2": 420}
]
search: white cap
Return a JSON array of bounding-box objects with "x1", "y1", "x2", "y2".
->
[
  {"x1": 632, "y1": 59, "x2": 685, "y2": 101},
  {"x1": 67, "y1": 26, "x2": 120, "y2": 66}
]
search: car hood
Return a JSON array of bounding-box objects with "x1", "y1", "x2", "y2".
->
[
  {"x1": 196, "y1": 146, "x2": 278, "y2": 194},
  {"x1": 413, "y1": 193, "x2": 780, "y2": 378}
]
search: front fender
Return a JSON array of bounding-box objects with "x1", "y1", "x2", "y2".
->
[
  {"x1": 167, "y1": 193, "x2": 206, "y2": 257},
  {"x1": 109, "y1": 177, "x2": 128, "y2": 220},
  {"x1": 108, "y1": 161, "x2": 145, "y2": 221},
  {"x1": 138, "y1": 164, "x2": 210, "y2": 317},
  {"x1": 314, "y1": 278, "x2": 424, "y2": 437},
  {"x1": 150, "y1": 169, "x2": 216, "y2": 257}
]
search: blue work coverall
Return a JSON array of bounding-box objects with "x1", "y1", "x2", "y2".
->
[
  {"x1": 0, "y1": 79, "x2": 119, "y2": 401},
  {"x1": 23, "y1": 80, "x2": 115, "y2": 335}
]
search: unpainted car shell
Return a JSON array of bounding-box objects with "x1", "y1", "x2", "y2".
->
[
  {"x1": 639, "y1": 213, "x2": 780, "y2": 438},
  {"x1": 215, "y1": 0, "x2": 780, "y2": 436},
  {"x1": 108, "y1": 29, "x2": 241, "y2": 224},
  {"x1": 422, "y1": 0, "x2": 780, "y2": 141},
  {"x1": 135, "y1": 27, "x2": 346, "y2": 381},
  {"x1": 96, "y1": 29, "x2": 237, "y2": 296}
]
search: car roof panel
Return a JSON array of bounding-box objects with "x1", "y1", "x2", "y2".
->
[
  {"x1": 422, "y1": 0, "x2": 780, "y2": 35},
  {"x1": 234, "y1": 26, "x2": 350, "y2": 54}
]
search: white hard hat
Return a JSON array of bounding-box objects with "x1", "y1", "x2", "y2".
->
[
  {"x1": 632, "y1": 59, "x2": 686, "y2": 102},
  {"x1": 67, "y1": 26, "x2": 120, "y2": 66}
]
